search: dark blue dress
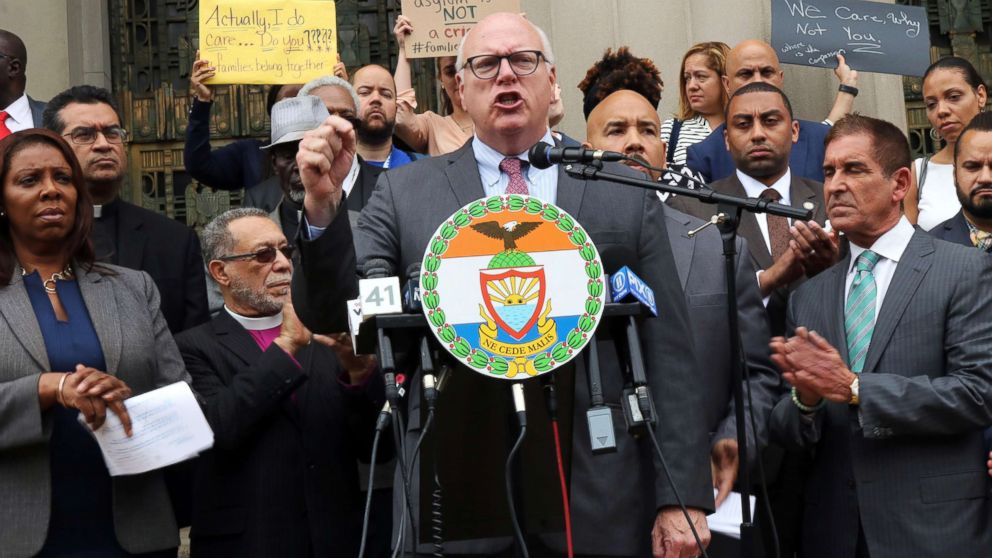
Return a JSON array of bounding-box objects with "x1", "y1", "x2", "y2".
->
[{"x1": 24, "y1": 272, "x2": 174, "y2": 558}]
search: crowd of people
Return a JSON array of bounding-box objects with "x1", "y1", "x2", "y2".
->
[{"x1": 0, "y1": 10, "x2": 991, "y2": 558}]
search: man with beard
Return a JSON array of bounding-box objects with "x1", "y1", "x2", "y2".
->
[
  {"x1": 585, "y1": 89, "x2": 781, "y2": 557},
  {"x1": 262, "y1": 96, "x2": 331, "y2": 244},
  {"x1": 43, "y1": 85, "x2": 209, "y2": 334},
  {"x1": 296, "y1": 76, "x2": 384, "y2": 213},
  {"x1": 352, "y1": 64, "x2": 415, "y2": 169},
  {"x1": 176, "y1": 208, "x2": 383, "y2": 558},
  {"x1": 931, "y1": 111, "x2": 992, "y2": 252}
]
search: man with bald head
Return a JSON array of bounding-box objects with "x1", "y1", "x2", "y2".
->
[
  {"x1": 586, "y1": 89, "x2": 781, "y2": 555},
  {"x1": 0, "y1": 29, "x2": 46, "y2": 136},
  {"x1": 290, "y1": 12, "x2": 713, "y2": 558},
  {"x1": 686, "y1": 39, "x2": 858, "y2": 183}
]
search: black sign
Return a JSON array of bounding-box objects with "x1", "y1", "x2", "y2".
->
[{"x1": 771, "y1": 0, "x2": 930, "y2": 77}]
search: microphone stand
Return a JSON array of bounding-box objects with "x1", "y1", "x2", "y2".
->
[{"x1": 563, "y1": 163, "x2": 811, "y2": 558}]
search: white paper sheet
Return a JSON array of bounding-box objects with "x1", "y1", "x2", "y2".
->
[
  {"x1": 706, "y1": 490, "x2": 757, "y2": 540},
  {"x1": 78, "y1": 381, "x2": 214, "y2": 476}
]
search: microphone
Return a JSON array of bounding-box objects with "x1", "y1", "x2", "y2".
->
[
  {"x1": 402, "y1": 263, "x2": 422, "y2": 312},
  {"x1": 528, "y1": 141, "x2": 625, "y2": 170},
  {"x1": 358, "y1": 259, "x2": 402, "y2": 318},
  {"x1": 609, "y1": 266, "x2": 658, "y2": 316}
]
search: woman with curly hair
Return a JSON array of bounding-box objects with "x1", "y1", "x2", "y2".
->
[
  {"x1": 661, "y1": 42, "x2": 730, "y2": 166},
  {"x1": 578, "y1": 47, "x2": 664, "y2": 122}
]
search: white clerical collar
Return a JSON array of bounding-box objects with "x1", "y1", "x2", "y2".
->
[
  {"x1": 736, "y1": 168, "x2": 792, "y2": 205},
  {"x1": 224, "y1": 306, "x2": 283, "y2": 330},
  {"x1": 94, "y1": 205, "x2": 102, "y2": 218}
]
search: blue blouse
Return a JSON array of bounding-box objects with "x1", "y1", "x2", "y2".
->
[{"x1": 24, "y1": 272, "x2": 171, "y2": 558}]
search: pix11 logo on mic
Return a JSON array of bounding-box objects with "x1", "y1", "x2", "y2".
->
[{"x1": 421, "y1": 195, "x2": 605, "y2": 379}]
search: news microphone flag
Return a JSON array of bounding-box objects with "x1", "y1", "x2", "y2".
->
[{"x1": 609, "y1": 266, "x2": 658, "y2": 316}]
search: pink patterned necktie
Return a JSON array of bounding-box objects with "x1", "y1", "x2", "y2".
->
[{"x1": 500, "y1": 157, "x2": 529, "y2": 195}]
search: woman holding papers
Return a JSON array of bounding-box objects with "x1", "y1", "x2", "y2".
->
[{"x1": 0, "y1": 129, "x2": 190, "y2": 557}]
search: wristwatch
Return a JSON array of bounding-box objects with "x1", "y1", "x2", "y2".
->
[
  {"x1": 839, "y1": 84, "x2": 859, "y2": 97},
  {"x1": 849, "y1": 376, "x2": 860, "y2": 405}
]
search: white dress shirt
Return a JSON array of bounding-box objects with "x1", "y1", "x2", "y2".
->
[
  {"x1": 473, "y1": 129, "x2": 558, "y2": 204},
  {"x1": 736, "y1": 168, "x2": 794, "y2": 254},
  {"x1": 844, "y1": 216, "x2": 915, "y2": 317},
  {"x1": 1, "y1": 94, "x2": 34, "y2": 132}
]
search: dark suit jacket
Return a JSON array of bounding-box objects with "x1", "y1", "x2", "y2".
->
[
  {"x1": 686, "y1": 120, "x2": 830, "y2": 184},
  {"x1": 28, "y1": 96, "x2": 46, "y2": 128},
  {"x1": 669, "y1": 173, "x2": 826, "y2": 336},
  {"x1": 293, "y1": 142, "x2": 711, "y2": 556},
  {"x1": 665, "y1": 208, "x2": 779, "y2": 457},
  {"x1": 184, "y1": 98, "x2": 266, "y2": 192},
  {"x1": 115, "y1": 199, "x2": 210, "y2": 333},
  {"x1": 930, "y1": 210, "x2": 974, "y2": 247},
  {"x1": 176, "y1": 311, "x2": 385, "y2": 558},
  {"x1": 770, "y1": 230, "x2": 992, "y2": 558}
]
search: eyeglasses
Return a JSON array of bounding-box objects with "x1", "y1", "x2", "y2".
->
[
  {"x1": 63, "y1": 126, "x2": 129, "y2": 145},
  {"x1": 462, "y1": 50, "x2": 545, "y2": 80},
  {"x1": 218, "y1": 245, "x2": 295, "y2": 264}
]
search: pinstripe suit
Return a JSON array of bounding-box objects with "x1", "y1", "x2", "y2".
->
[
  {"x1": 0, "y1": 264, "x2": 190, "y2": 557},
  {"x1": 770, "y1": 229, "x2": 992, "y2": 558}
]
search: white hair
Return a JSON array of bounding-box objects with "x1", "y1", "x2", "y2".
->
[
  {"x1": 298, "y1": 75, "x2": 361, "y2": 113},
  {"x1": 455, "y1": 16, "x2": 556, "y2": 76}
]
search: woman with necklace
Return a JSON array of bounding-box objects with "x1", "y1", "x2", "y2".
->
[{"x1": 0, "y1": 129, "x2": 189, "y2": 557}]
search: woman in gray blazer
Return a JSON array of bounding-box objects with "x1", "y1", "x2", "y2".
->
[{"x1": 0, "y1": 129, "x2": 190, "y2": 557}]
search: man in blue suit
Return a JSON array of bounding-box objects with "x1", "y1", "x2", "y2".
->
[{"x1": 687, "y1": 40, "x2": 857, "y2": 183}]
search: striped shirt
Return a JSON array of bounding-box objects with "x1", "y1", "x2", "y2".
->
[
  {"x1": 660, "y1": 115, "x2": 713, "y2": 166},
  {"x1": 473, "y1": 129, "x2": 558, "y2": 204}
]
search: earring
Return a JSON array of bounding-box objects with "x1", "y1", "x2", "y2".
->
[{"x1": 930, "y1": 127, "x2": 941, "y2": 142}]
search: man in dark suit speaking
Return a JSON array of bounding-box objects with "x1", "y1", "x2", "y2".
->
[
  {"x1": 292, "y1": 12, "x2": 712, "y2": 558},
  {"x1": 769, "y1": 115, "x2": 992, "y2": 558}
]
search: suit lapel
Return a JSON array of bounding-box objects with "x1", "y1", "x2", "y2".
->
[
  {"x1": 824, "y1": 257, "x2": 850, "y2": 364},
  {"x1": 790, "y1": 177, "x2": 824, "y2": 223},
  {"x1": 77, "y1": 269, "x2": 123, "y2": 374},
  {"x1": 717, "y1": 176, "x2": 772, "y2": 270},
  {"x1": 213, "y1": 311, "x2": 263, "y2": 368},
  {"x1": 666, "y1": 214, "x2": 694, "y2": 289},
  {"x1": 0, "y1": 273, "x2": 50, "y2": 370},
  {"x1": 555, "y1": 163, "x2": 587, "y2": 218},
  {"x1": 861, "y1": 231, "x2": 933, "y2": 373},
  {"x1": 445, "y1": 143, "x2": 487, "y2": 207},
  {"x1": 116, "y1": 202, "x2": 148, "y2": 269}
]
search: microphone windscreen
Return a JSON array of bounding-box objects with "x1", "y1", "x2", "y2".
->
[
  {"x1": 528, "y1": 141, "x2": 555, "y2": 170},
  {"x1": 361, "y1": 258, "x2": 394, "y2": 279}
]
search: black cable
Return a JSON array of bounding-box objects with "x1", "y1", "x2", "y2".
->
[
  {"x1": 644, "y1": 421, "x2": 711, "y2": 558},
  {"x1": 431, "y1": 467, "x2": 444, "y2": 557},
  {"x1": 505, "y1": 425, "x2": 530, "y2": 558},
  {"x1": 360, "y1": 404, "x2": 392, "y2": 558}
]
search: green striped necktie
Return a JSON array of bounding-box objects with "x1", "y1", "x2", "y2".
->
[{"x1": 845, "y1": 250, "x2": 880, "y2": 373}]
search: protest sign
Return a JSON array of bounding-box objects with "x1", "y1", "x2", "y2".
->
[
  {"x1": 771, "y1": 0, "x2": 930, "y2": 77},
  {"x1": 400, "y1": 0, "x2": 521, "y2": 59},
  {"x1": 199, "y1": 0, "x2": 337, "y2": 84}
]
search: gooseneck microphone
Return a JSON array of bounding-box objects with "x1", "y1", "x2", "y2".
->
[{"x1": 528, "y1": 141, "x2": 625, "y2": 170}]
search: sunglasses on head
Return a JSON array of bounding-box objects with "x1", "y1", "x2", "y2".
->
[{"x1": 217, "y1": 245, "x2": 295, "y2": 264}]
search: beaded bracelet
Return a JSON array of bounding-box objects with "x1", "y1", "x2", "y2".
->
[{"x1": 791, "y1": 386, "x2": 826, "y2": 413}]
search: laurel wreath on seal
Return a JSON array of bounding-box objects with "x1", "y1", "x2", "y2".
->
[{"x1": 421, "y1": 194, "x2": 604, "y2": 377}]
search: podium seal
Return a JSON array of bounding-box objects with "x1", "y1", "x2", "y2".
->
[{"x1": 421, "y1": 195, "x2": 605, "y2": 379}]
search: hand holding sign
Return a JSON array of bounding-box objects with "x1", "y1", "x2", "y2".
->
[
  {"x1": 771, "y1": 0, "x2": 930, "y2": 77},
  {"x1": 400, "y1": 0, "x2": 521, "y2": 59},
  {"x1": 199, "y1": 0, "x2": 338, "y2": 84}
]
